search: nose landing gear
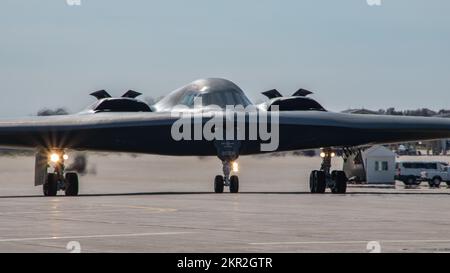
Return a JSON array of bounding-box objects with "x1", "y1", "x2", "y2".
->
[
  {"x1": 213, "y1": 140, "x2": 240, "y2": 193},
  {"x1": 214, "y1": 160, "x2": 239, "y2": 193}
]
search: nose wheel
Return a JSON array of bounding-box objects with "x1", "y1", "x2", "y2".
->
[
  {"x1": 214, "y1": 175, "x2": 224, "y2": 193},
  {"x1": 230, "y1": 175, "x2": 239, "y2": 193}
]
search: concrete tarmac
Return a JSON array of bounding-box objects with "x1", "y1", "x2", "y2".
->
[{"x1": 0, "y1": 153, "x2": 449, "y2": 253}]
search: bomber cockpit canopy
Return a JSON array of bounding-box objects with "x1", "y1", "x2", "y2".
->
[{"x1": 153, "y1": 78, "x2": 253, "y2": 111}]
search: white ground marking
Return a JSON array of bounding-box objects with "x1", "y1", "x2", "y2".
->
[
  {"x1": 0, "y1": 232, "x2": 195, "y2": 243},
  {"x1": 249, "y1": 239, "x2": 450, "y2": 245},
  {"x1": 0, "y1": 205, "x2": 177, "y2": 216},
  {"x1": 100, "y1": 204, "x2": 178, "y2": 212}
]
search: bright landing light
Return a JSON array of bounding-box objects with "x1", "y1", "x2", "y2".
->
[
  {"x1": 232, "y1": 161, "x2": 239, "y2": 173},
  {"x1": 63, "y1": 154, "x2": 69, "y2": 160},
  {"x1": 320, "y1": 152, "x2": 336, "y2": 158},
  {"x1": 50, "y1": 153, "x2": 60, "y2": 163}
]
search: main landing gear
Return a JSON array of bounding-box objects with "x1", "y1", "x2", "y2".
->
[
  {"x1": 214, "y1": 160, "x2": 239, "y2": 193},
  {"x1": 309, "y1": 148, "x2": 348, "y2": 194},
  {"x1": 42, "y1": 150, "x2": 79, "y2": 197}
]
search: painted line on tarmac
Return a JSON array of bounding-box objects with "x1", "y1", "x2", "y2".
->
[
  {"x1": 249, "y1": 239, "x2": 450, "y2": 245},
  {"x1": 100, "y1": 204, "x2": 178, "y2": 212},
  {"x1": 0, "y1": 232, "x2": 195, "y2": 243}
]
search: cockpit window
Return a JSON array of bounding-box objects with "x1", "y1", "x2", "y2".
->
[
  {"x1": 178, "y1": 92, "x2": 197, "y2": 107},
  {"x1": 193, "y1": 90, "x2": 251, "y2": 108}
]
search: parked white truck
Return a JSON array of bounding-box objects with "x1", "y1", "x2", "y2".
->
[
  {"x1": 421, "y1": 163, "x2": 450, "y2": 187},
  {"x1": 395, "y1": 161, "x2": 450, "y2": 187}
]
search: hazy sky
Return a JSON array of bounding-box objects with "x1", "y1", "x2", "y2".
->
[{"x1": 0, "y1": 0, "x2": 449, "y2": 117}]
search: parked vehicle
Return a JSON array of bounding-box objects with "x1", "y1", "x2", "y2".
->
[
  {"x1": 396, "y1": 144, "x2": 418, "y2": 156},
  {"x1": 395, "y1": 161, "x2": 449, "y2": 186},
  {"x1": 421, "y1": 164, "x2": 450, "y2": 187}
]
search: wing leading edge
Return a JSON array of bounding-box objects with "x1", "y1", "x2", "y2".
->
[{"x1": 1, "y1": 111, "x2": 450, "y2": 156}]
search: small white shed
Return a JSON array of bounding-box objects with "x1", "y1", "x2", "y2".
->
[{"x1": 361, "y1": 145, "x2": 396, "y2": 184}]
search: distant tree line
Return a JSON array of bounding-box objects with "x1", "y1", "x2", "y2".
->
[
  {"x1": 344, "y1": 107, "x2": 450, "y2": 117},
  {"x1": 37, "y1": 108, "x2": 69, "y2": 116},
  {"x1": 376, "y1": 108, "x2": 450, "y2": 117}
]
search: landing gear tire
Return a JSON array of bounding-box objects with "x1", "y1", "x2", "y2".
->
[
  {"x1": 310, "y1": 170, "x2": 326, "y2": 193},
  {"x1": 43, "y1": 173, "x2": 58, "y2": 196},
  {"x1": 214, "y1": 175, "x2": 224, "y2": 193},
  {"x1": 429, "y1": 177, "x2": 442, "y2": 188},
  {"x1": 230, "y1": 175, "x2": 239, "y2": 193},
  {"x1": 309, "y1": 171, "x2": 316, "y2": 193},
  {"x1": 331, "y1": 170, "x2": 347, "y2": 194},
  {"x1": 65, "y1": 172, "x2": 79, "y2": 196}
]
